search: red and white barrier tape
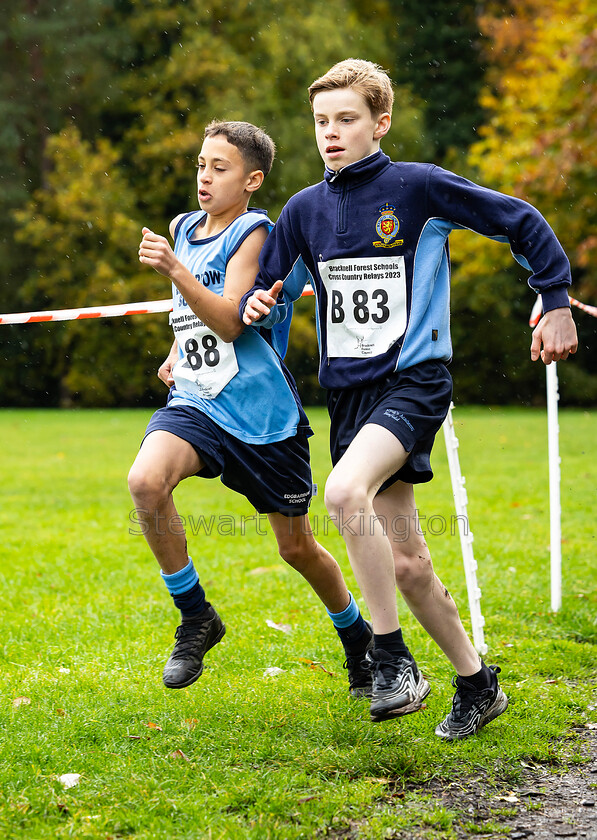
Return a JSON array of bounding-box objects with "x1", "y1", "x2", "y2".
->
[
  {"x1": 529, "y1": 294, "x2": 597, "y2": 327},
  {"x1": 6, "y1": 287, "x2": 593, "y2": 328},
  {"x1": 0, "y1": 299, "x2": 174, "y2": 325},
  {"x1": 569, "y1": 296, "x2": 597, "y2": 319},
  {"x1": 0, "y1": 286, "x2": 315, "y2": 326}
]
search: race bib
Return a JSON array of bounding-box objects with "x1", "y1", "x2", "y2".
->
[
  {"x1": 318, "y1": 256, "x2": 407, "y2": 358},
  {"x1": 169, "y1": 310, "x2": 238, "y2": 399}
]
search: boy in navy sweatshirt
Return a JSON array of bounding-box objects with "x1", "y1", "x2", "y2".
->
[{"x1": 241, "y1": 60, "x2": 577, "y2": 739}]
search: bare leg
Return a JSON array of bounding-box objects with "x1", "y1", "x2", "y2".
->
[
  {"x1": 373, "y1": 480, "x2": 481, "y2": 677},
  {"x1": 266, "y1": 513, "x2": 350, "y2": 614},
  {"x1": 127, "y1": 430, "x2": 203, "y2": 574},
  {"x1": 324, "y1": 424, "x2": 410, "y2": 635}
]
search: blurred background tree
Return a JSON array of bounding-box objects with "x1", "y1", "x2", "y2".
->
[
  {"x1": 449, "y1": 0, "x2": 597, "y2": 405},
  {"x1": 1, "y1": 0, "x2": 594, "y2": 407}
]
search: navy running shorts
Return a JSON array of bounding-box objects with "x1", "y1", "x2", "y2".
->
[
  {"x1": 326, "y1": 360, "x2": 453, "y2": 488},
  {"x1": 143, "y1": 404, "x2": 313, "y2": 517}
]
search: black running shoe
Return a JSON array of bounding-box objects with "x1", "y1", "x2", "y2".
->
[
  {"x1": 435, "y1": 665, "x2": 508, "y2": 740},
  {"x1": 162, "y1": 605, "x2": 226, "y2": 689},
  {"x1": 343, "y1": 620, "x2": 374, "y2": 698},
  {"x1": 367, "y1": 649, "x2": 430, "y2": 722}
]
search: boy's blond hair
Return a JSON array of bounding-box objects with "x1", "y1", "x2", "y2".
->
[
  {"x1": 203, "y1": 120, "x2": 276, "y2": 176},
  {"x1": 308, "y1": 59, "x2": 394, "y2": 117}
]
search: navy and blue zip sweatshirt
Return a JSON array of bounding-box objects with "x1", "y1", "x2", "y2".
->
[{"x1": 240, "y1": 150, "x2": 571, "y2": 390}]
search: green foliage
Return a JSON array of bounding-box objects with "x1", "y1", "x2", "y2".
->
[
  {"x1": 389, "y1": 0, "x2": 488, "y2": 160},
  {"x1": 450, "y1": 0, "x2": 597, "y2": 404},
  {"x1": 1, "y1": 0, "x2": 595, "y2": 406},
  {"x1": 12, "y1": 127, "x2": 171, "y2": 405},
  {"x1": 2, "y1": 0, "x2": 429, "y2": 407},
  {"x1": 469, "y1": 0, "x2": 597, "y2": 297},
  {"x1": 0, "y1": 407, "x2": 595, "y2": 837}
]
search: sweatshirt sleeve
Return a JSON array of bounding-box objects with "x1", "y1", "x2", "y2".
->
[{"x1": 427, "y1": 166, "x2": 571, "y2": 312}]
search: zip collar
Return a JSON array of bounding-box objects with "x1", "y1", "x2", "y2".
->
[{"x1": 324, "y1": 149, "x2": 390, "y2": 188}]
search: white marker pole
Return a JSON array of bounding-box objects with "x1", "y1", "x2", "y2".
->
[
  {"x1": 442, "y1": 403, "x2": 488, "y2": 655},
  {"x1": 546, "y1": 361, "x2": 562, "y2": 611}
]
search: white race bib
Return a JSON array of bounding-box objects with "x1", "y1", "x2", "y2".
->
[
  {"x1": 319, "y1": 256, "x2": 407, "y2": 358},
  {"x1": 169, "y1": 310, "x2": 238, "y2": 399}
]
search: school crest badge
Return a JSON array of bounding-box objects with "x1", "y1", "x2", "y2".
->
[{"x1": 373, "y1": 203, "x2": 403, "y2": 249}]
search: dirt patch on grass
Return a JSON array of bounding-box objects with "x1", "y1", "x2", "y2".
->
[
  {"x1": 327, "y1": 728, "x2": 597, "y2": 839},
  {"x1": 401, "y1": 727, "x2": 597, "y2": 839}
]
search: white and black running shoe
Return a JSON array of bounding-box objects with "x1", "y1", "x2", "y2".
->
[
  {"x1": 435, "y1": 665, "x2": 508, "y2": 740},
  {"x1": 367, "y1": 649, "x2": 431, "y2": 722}
]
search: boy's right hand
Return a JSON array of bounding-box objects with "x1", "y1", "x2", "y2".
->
[
  {"x1": 157, "y1": 356, "x2": 176, "y2": 388},
  {"x1": 242, "y1": 280, "x2": 284, "y2": 325}
]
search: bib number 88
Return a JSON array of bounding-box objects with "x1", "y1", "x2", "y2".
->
[
  {"x1": 330, "y1": 288, "x2": 390, "y2": 325},
  {"x1": 184, "y1": 334, "x2": 220, "y2": 370}
]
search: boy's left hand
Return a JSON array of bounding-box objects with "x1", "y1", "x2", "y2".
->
[
  {"x1": 138, "y1": 227, "x2": 178, "y2": 277},
  {"x1": 530, "y1": 306, "x2": 578, "y2": 364},
  {"x1": 243, "y1": 280, "x2": 284, "y2": 325}
]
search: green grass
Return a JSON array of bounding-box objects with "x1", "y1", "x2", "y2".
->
[{"x1": 0, "y1": 406, "x2": 595, "y2": 839}]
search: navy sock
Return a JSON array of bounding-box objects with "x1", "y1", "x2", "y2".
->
[
  {"x1": 174, "y1": 582, "x2": 208, "y2": 619},
  {"x1": 161, "y1": 558, "x2": 208, "y2": 619},
  {"x1": 374, "y1": 628, "x2": 411, "y2": 659},
  {"x1": 326, "y1": 593, "x2": 369, "y2": 650},
  {"x1": 458, "y1": 661, "x2": 493, "y2": 690}
]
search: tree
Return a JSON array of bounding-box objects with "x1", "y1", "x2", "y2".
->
[
  {"x1": 0, "y1": 0, "x2": 132, "y2": 404},
  {"x1": 13, "y1": 127, "x2": 171, "y2": 405},
  {"x1": 448, "y1": 0, "x2": 597, "y2": 405},
  {"x1": 5, "y1": 0, "x2": 430, "y2": 406},
  {"x1": 389, "y1": 0, "x2": 488, "y2": 161}
]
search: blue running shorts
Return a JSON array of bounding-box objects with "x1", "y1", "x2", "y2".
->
[
  {"x1": 326, "y1": 360, "x2": 453, "y2": 488},
  {"x1": 143, "y1": 405, "x2": 313, "y2": 517}
]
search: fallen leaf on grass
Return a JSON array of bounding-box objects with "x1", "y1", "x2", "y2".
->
[
  {"x1": 184, "y1": 718, "x2": 198, "y2": 730},
  {"x1": 265, "y1": 619, "x2": 292, "y2": 634},
  {"x1": 169, "y1": 749, "x2": 190, "y2": 761},
  {"x1": 12, "y1": 697, "x2": 31, "y2": 708},
  {"x1": 496, "y1": 793, "x2": 519, "y2": 803},
  {"x1": 55, "y1": 708, "x2": 66, "y2": 717},
  {"x1": 297, "y1": 658, "x2": 336, "y2": 677},
  {"x1": 57, "y1": 802, "x2": 70, "y2": 814},
  {"x1": 297, "y1": 795, "x2": 318, "y2": 804},
  {"x1": 144, "y1": 721, "x2": 162, "y2": 731},
  {"x1": 59, "y1": 774, "x2": 81, "y2": 789}
]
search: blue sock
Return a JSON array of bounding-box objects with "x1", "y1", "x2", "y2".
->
[
  {"x1": 326, "y1": 592, "x2": 368, "y2": 650},
  {"x1": 160, "y1": 558, "x2": 207, "y2": 619}
]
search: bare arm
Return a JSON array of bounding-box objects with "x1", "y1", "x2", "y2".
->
[
  {"x1": 157, "y1": 339, "x2": 179, "y2": 387},
  {"x1": 530, "y1": 307, "x2": 578, "y2": 365},
  {"x1": 138, "y1": 225, "x2": 268, "y2": 342}
]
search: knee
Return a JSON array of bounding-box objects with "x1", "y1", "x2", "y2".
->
[
  {"x1": 276, "y1": 529, "x2": 320, "y2": 574},
  {"x1": 324, "y1": 473, "x2": 368, "y2": 519},
  {"x1": 393, "y1": 549, "x2": 434, "y2": 595},
  {"x1": 127, "y1": 463, "x2": 169, "y2": 509}
]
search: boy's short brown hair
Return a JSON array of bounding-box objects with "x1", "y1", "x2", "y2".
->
[
  {"x1": 203, "y1": 120, "x2": 276, "y2": 176},
  {"x1": 308, "y1": 59, "x2": 394, "y2": 117}
]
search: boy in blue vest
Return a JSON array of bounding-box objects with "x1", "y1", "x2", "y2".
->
[
  {"x1": 129, "y1": 120, "x2": 372, "y2": 695},
  {"x1": 241, "y1": 61, "x2": 578, "y2": 739}
]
